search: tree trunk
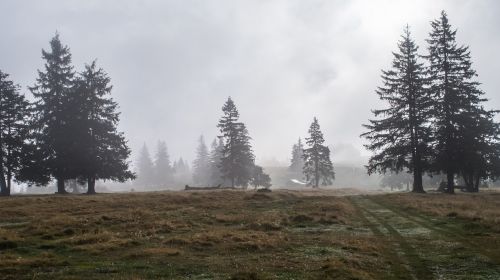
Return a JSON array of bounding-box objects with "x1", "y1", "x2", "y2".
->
[
  {"x1": 446, "y1": 172, "x2": 455, "y2": 194},
  {"x1": 314, "y1": 158, "x2": 319, "y2": 188},
  {"x1": 6, "y1": 170, "x2": 12, "y2": 196},
  {"x1": 87, "y1": 177, "x2": 96, "y2": 194},
  {"x1": 56, "y1": 178, "x2": 67, "y2": 194},
  {"x1": 463, "y1": 173, "x2": 474, "y2": 192},
  {"x1": 410, "y1": 130, "x2": 425, "y2": 192},
  {"x1": 412, "y1": 164, "x2": 425, "y2": 193},
  {"x1": 473, "y1": 174, "x2": 480, "y2": 193},
  {"x1": 0, "y1": 154, "x2": 8, "y2": 196},
  {"x1": 463, "y1": 174, "x2": 469, "y2": 191},
  {"x1": 412, "y1": 172, "x2": 425, "y2": 193},
  {"x1": 0, "y1": 171, "x2": 8, "y2": 196}
]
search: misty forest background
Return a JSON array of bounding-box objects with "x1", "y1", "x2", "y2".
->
[{"x1": 1, "y1": 10, "x2": 500, "y2": 195}]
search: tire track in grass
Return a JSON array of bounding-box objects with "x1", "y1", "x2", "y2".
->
[
  {"x1": 358, "y1": 198, "x2": 433, "y2": 280},
  {"x1": 348, "y1": 196, "x2": 413, "y2": 279},
  {"x1": 368, "y1": 196, "x2": 500, "y2": 263}
]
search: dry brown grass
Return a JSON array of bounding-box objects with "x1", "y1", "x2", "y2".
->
[
  {"x1": 380, "y1": 191, "x2": 500, "y2": 228},
  {"x1": 0, "y1": 189, "x2": 367, "y2": 279},
  {"x1": 0, "y1": 251, "x2": 63, "y2": 267},
  {"x1": 2, "y1": 189, "x2": 498, "y2": 279}
]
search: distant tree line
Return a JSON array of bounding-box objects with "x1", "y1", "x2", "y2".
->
[
  {"x1": 362, "y1": 11, "x2": 500, "y2": 193},
  {"x1": 138, "y1": 106, "x2": 337, "y2": 190},
  {"x1": 0, "y1": 33, "x2": 134, "y2": 196},
  {"x1": 134, "y1": 97, "x2": 272, "y2": 190},
  {"x1": 135, "y1": 141, "x2": 191, "y2": 189}
]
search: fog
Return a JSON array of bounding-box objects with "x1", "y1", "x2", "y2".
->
[{"x1": 1, "y1": 0, "x2": 500, "y2": 190}]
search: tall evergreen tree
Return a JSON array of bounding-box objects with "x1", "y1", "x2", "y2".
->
[
  {"x1": 460, "y1": 114, "x2": 500, "y2": 192},
  {"x1": 362, "y1": 26, "x2": 432, "y2": 193},
  {"x1": 192, "y1": 135, "x2": 211, "y2": 185},
  {"x1": 136, "y1": 143, "x2": 154, "y2": 187},
  {"x1": 71, "y1": 61, "x2": 134, "y2": 194},
  {"x1": 217, "y1": 97, "x2": 255, "y2": 188},
  {"x1": 0, "y1": 71, "x2": 30, "y2": 196},
  {"x1": 425, "y1": 11, "x2": 498, "y2": 193},
  {"x1": 303, "y1": 117, "x2": 335, "y2": 188},
  {"x1": 289, "y1": 138, "x2": 305, "y2": 176},
  {"x1": 29, "y1": 33, "x2": 75, "y2": 193},
  {"x1": 153, "y1": 140, "x2": 173, "y2": 186},
  {"x1": 208, "y1": 138, "x2": 224, "y2": 186}
]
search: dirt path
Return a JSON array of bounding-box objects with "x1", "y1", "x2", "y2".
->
[{"x1": 349, "y1": 195, "x2": 500, "y2": 280}]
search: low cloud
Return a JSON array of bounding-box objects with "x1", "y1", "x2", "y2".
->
[{"x1": 1, "y1": 0, "x2": 498, "y2": 165}]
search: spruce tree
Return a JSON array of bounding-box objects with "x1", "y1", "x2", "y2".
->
[
  {"x1": 29, "y1": 33, "x2": 75, "y2": 193},
  {"x1": 153, "y1": 140, "x2": 173, "y2": 187},
  {"x1": 0, "y1": 71, "x2": 30, "y2": 196},
  {"x1": 72, "y1": 61, "x2": 134, "y2": 194},
  {"x1": 217, "y1": 97, "x2": 255, "y2": 188},
  {"x1": 136, "y1": 143, "x2": 154, "y2": 188},
  {"x1": 362, "y1": 26, "x2": 432, "y2": 193},
  {"x1": 208, "y1": 138, "x2": 224, "y2": 186},
  {"x1": 425, "y1": 11, "x2": 498, "y2": 193},
  {"x1": 192, "y1": 135, "x2": 210, "y2": 185},
  {"x1": 460, "y1": 113, "x2": 500, "y2": 192},
  {"x1": 289, "y1": 138, "x2": 305, "y2": 176},
  {"x1": 303, "y1": 117, "x2": 335, "y2": 188}
]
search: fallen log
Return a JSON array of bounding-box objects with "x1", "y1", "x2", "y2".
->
[{"x1": 184, "y1": 184, "x2": 235, "y2": 191}]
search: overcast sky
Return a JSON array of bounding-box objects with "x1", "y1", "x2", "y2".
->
[{"x1": 1, "y1": 0, "x2": 499, "y2": 167}]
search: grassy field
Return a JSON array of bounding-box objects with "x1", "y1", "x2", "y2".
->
[{"x1": 0, "y1": 189, "x2": 500, "y2": 279}]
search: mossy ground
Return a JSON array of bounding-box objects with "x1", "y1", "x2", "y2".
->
[{"x1": 0, "y1": 189, "x2": 499, "y2": 279}]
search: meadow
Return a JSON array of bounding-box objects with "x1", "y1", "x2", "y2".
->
[{"x1": 0, "y1": 189, "x2": 499, "y2": 279}]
